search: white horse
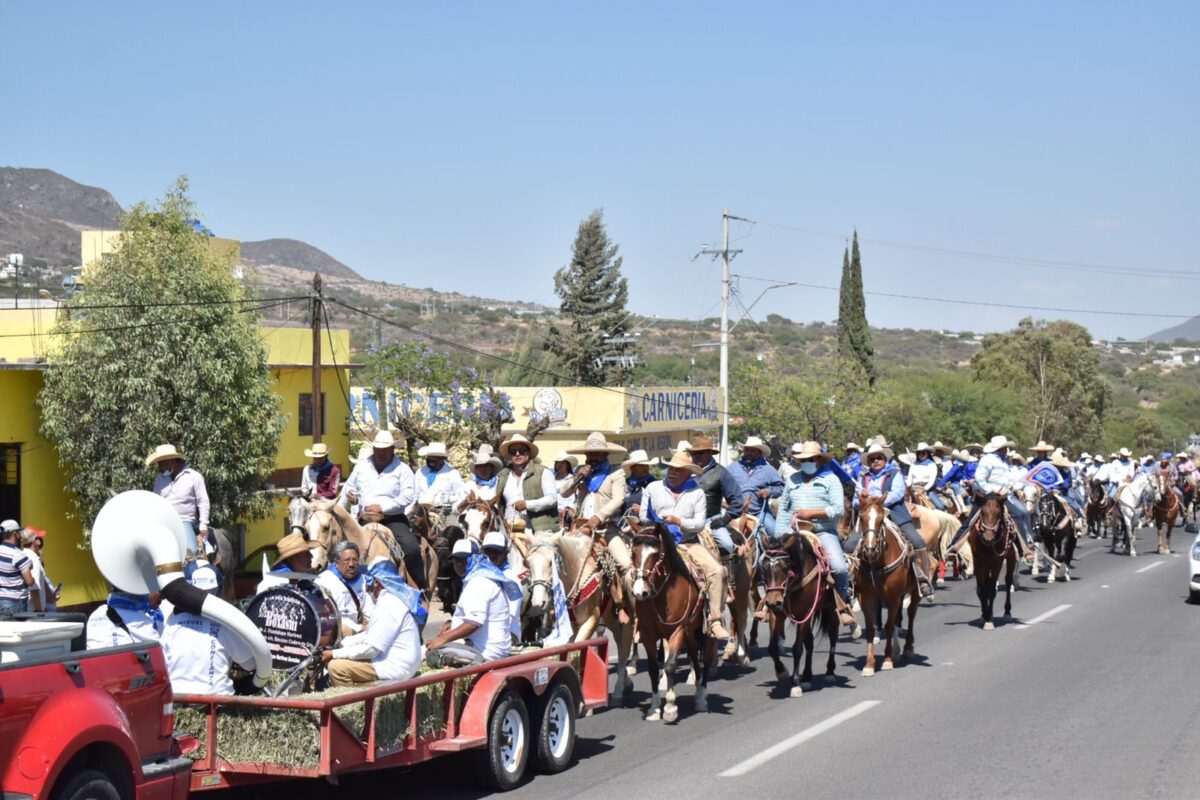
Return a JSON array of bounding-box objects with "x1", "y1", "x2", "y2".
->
[{"x1": 1112, "y1": 473, "x2": 1152, "y2": 556}]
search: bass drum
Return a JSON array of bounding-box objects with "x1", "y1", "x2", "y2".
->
[{"x1": 245, "y1": 580, "x2": 342, "y2": 670}]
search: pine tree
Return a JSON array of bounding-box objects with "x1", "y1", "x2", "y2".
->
[
  {"x1": 837, "y1": 246, "x2": 853, "y2": 360},
  {"x1": 844, "y1": 231, "x2": 875, "y2": 386},
  {"x1": 546, "y1": 209, "x2": 632, "y2": 385}
]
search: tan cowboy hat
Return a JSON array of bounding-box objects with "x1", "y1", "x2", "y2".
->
[
  {"x1": 304, "y1": 442, "x2": 330, "y2": 459},
  {"x1": 661, "y1": 450, "x2": 702, "y2": 476},
  {"x1": 471, "y1": 445, "x2": 503, "y2": 470},
  {"x1": 897, "y1": 451, "x2": 915, "y2": 466},
  {"x1": 983, "y1": 435, "x2": 1012, "y2": 453},
  {"x1": 273, "y1": 532, "x2": 319, "y2": 567},
  {"x1": 370, "y1": 430, "x2": 396, "y2": 449},
  {"x1": 146, "y1": 444, "x2": 184, "y2": 467},
  {"x1": 1050, "y1": 452, "x2": 1073, "y2": 468},
  {"x1": 553, "y1": 450, "x2": 579, "y2": 468},
  {"x1": 914, "y1": 441, "x2": 933, "y2": 455},
  {"x1": 417, "y1": 441, "x2": 449, "y2": 458},
  {"x1": 686, "y1": 434, "x2": 719, "y2": 453},
  {"x1": 566, "y1": 431, "x2": 626, "y2": 456},
  {"x1": 791, "y1": 441, "x2": 829, "y2": 461},
  {"x1": 621, "y1": 449, "x2": 660, "y2": 473},
  {"x1": 863, "y1": 440, "x2": 892, "y2": 460},
  {"x1": 1177, "y1": 452, "x2": 1191, "y2": 459},
  {"x1": 932, "y1": 441, "x2": 950, "y2": 455},
  {"x1": 499, "y1": 433, "x2": 540, "y2": 459},
  {"x1": 962, "y1": 442, "x2": 984, "y2": 453},
  {"x1": 1008, "y1": 453, "x2": 1027, "y2": 465},
  {"x1": 739, "y1": 436, "x2": 770, "y2": 456},
  {"x1": 845, "y1": 442, "x2": 862, "y2": 453},
  {"x1": 1118, "y1": 447, "x2": 1132, "y2": 458},
  {"x1": 1030, "y1": 440, "x2": 1054, "y2": 453}
]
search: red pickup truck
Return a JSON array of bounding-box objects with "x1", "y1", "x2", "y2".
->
[{"x1": 0, "y1": 616, "x2": 192, "y2": 800}]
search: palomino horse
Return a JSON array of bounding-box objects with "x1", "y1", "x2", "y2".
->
[
  {"x1": 1030, "y1": 489, "x2": 1076, "y2": 582},
  {"x1": 758, "y1": 530, "x2": 839, "y2": 697},
  {"x1": 966, "y1": 493, "x2": 1018, "y2": 629},
  {"x1": 1150, "y1": 473, "x2": 1181, "y2": 555},
  {"x1": 851, "y1": 495, "x2": 920, "y2": 677},
  {"x1": 1085, "y1": 479, "x2": 1107, "y2": 539},
  {"x1": 629, "y1": 520, "x2": 710, "y2": 724},
  {"x1": 726, "y1": 495, "x2": 766, "y2": 654},
  {"x1": 909, "y1": 504, "x2": 962, "y2": 584},
  {"x1": 1111, "y1": 474, "x2": 1151, "y2": 556}
]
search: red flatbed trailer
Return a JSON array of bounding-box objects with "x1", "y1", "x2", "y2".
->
[{"x1": 179, "y1": 638, "x2": 609, "y2": 793}]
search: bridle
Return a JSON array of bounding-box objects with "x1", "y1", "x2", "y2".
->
[{"x1": 631, "y1": 533, "x2": 701, "y2": 628}]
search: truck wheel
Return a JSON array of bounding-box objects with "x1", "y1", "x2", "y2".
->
[
  {"x1": 51, "y1": 769, "x2": 121, "y2": 800},
  {"x1": 474, "y1": 690, "x2": 530, "y2": 791},
  {"x1": 534, "y1": 682, "x2": 576, "y2": 774}
]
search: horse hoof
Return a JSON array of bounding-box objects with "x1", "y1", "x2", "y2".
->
[
  {"x1": 775, "y1": 668, "x2": 789, "y2": 681},
  {"x1": 881, "y1": 660, "x2": 893, "y2": 671},
  {"x1": 790, "y1": 685, "x2": 804, "y2": 698},
  {"x1": 645, "y1": 710, "x2": 662, "y2": 722},
  {"x1": 983, "y1": 621, "x2": 995, "y2": 631},
  {"x1": 663, "y1": 705, "x2": 679, "y2": 724},
  {"x1": 625, "y1": 664, "x2": 638, "y2": 679},
  {"x1": 862, "y1": 667, "x2": 875, "y2": 678},
  {"x1": 739, "y1": 655, "x2": 751, "y2": 668},
  {"x1": 800, "y1": 681, "x2": 813, "y2": 692}
]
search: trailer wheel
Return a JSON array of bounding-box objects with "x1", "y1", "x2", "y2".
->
[
  {"x1": 534, "y1": 682, "x2": 577, "y2": 774},
  {"x1": 475, "y1": 690, "x2": 530, "y2": 791},
  {"x1": 51, "y1": 769, "x2": 121, "y2": 800}
]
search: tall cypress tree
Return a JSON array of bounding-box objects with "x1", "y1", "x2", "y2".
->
[
  {"x1": 546, "y1": 209, "x2": 632, "y2": 385},
  {"x1": 847, "y1": 230, "x2": 876, "y2": 386},
  {"x1": 837, "y1": 245, "x2": 853, "y2": 360}
]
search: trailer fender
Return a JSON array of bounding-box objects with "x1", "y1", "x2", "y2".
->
[{"x1": 457, "y1": 660, "x2": 575, "y2": 742}]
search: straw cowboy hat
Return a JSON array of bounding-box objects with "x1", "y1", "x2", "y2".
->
[
  {"x1": 566, "y1": 431, "x2": 626, "y2": 456},
  {"x1": 863, "y1": 440, "x2": 892, "y2": 460},
  {"x1": 914, "y1": 442, "x2": 933, "y2": 455},
  {"x1": 661, "y1": 450, "x2": 703, "y2": 476},
  {"x1": 499, "y1": 433, "x2": 540, "y2": 459},
  {"x1": 273, "y1": 532, "x2": 320, "y2": 568},
  {"x1": 145, "y1": 444, "x2": 185, "y2": 467},
  {"x1": 962, "y1": 442, "x2": 984, "y2": 453},
  {"x1": 1118, "y1": 447, "x2": 1132, "y2": 458},
  {"x1": 738, "y1": 436, "x2": 770, "y2": 457},
  {"x1": 622, "y1": 449, "x2": 659, "y2": 473},
  {"x1": 1050, "y1": 452, "x2": 1073, "y2": 469},
  {"x1": 304, "y1": 442, "x2": 330, "y2": 459},
  {"x1": 417, "y1": 441, "x2": 449, "y2": 459},
  {"x1": 1008, "y1": 453, "x2": 1027, "y2": 465},
  {"x1": 897, "y1": 451, "x2": 915, "y2": 467},
  {"x1": 686, "y1": 435, "x2": 719, "y2": 453},
  {"x1": 553, "y1": 450, "x2": 579, "y2": 469},
  {"x1": 983, "y1": 435, "x2": 1012, "y2": 454},
  {"x1": 1030, "y1": 440, "x2": 1054, "y2": 453},
  {"x1": 370, "y1": 430, "x2": 396, "y2": 449},
  {"x1": 1178, "y1": 452, "x2": 1191, "y2": 460},
  {"x1": 932, "y1": 441, "x2": 950, "y2": 455},
  {"x1": 471, "y1": 445, "x2": 503, "y2": 470},
  {"x1": 791, "y1": 441, "x2": 830, "y2": 461},
  {"x1": 845, "y1": 442, "x2": 862, "y2": 453}
]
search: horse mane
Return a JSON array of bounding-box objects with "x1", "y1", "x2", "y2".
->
[{"x1": 652, "y1": 523, "x2": 694, "y2": 585}]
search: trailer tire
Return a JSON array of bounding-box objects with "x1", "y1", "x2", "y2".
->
[
  {"x1": 475, "y1": 690, "x2": 530, "y2": 791},
  {"x1": 534, "y1": 682, "x2": 576, "y2": 774},
  {"x1": 51, "y1": 768, "x2": 121, "y2": 800}
]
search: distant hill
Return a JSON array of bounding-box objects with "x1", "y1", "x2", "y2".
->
[
  {"x1": 240, "y1": 238, "x2": 361, "y2": 280},
  {"x1": 1148, "y1": 316, "x2": 1200, "y2": 344},
  {"x1": 0, "y1": 167, "x2": 124, "y2": 265}
]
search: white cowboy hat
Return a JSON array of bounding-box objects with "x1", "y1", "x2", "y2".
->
[
  {"x1": 371, "y1": 430, "x2": 396, "y2": 449},
  {"x1": 863, "y1": 441, "x2": 892, "y2": 460},
  {"x1": 1008, "y1": 453, "x2": 1027, "y2": 465},
  {"x1": 914, "y1": 442, "x2": 933, "y2": 455},
  {"x1": 356, "y1": 443, "x2": 374, "y2": 463},
  {"x1": 739, "y1": 436, "x2": 770, "y2": 456},
  {"x1": 897, "y1": 451, "x2": 915, "y2": 466},
  {"x1": 417, "y1": 441, "x2": 449, "y2": 458},
  {"x1": 983, "y1": 435, "x2": 1012, "y2": 454},
  {"x1": 661, "y1": 450, "x2": 703, "y2": 476},
  {"x1": 304, "y1": 442, "x2": 330, "y2": 459},
  {"x1": 845, "y1": 442, "x2": 862, "y2": 453},
  {"x1": 1030, "y1": 440, "x2": 1054, "y2": 453},
  {"x1": 145, "y1": 444, "x2": 185, "y2": 466},
  {"x1": 481, "y1": 531, "x2": 509, "y2": 551},
  {"x1": 471, "y1": 445, "x2": 503, "y2": 470},
  {"x1": 931, "y1": 441, "x2": 950, "y2": 455},
  {"x1": 566, "y1": 431, "x2": 626, "y2": 456},
  {"x1": 1177, "y1": 452, "x2": 1191, "y2": 459},
  {"x1": 1051, "y1": 452, "x2": 1073, "y2": 468},
  {"x1": 621, "y1": 449, "x2": 659, "y2": 473},
  {"x1": 1118, "y1": 447, "x2": 1132, "y2": 458},
  {"x1": 553, "y1": 450, "x2": 579, "y2": 468},
  {"x1": 499, "y1": 433, "x2": 540, "y2": 459},
  {"x1": 1080, "y1": 452, "x2": 1091, "y2": 460}
]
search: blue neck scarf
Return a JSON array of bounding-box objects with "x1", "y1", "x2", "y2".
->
[
  {"x1": 587, "y1": 460, "x2": 611, "y2": 493},
  {"x1": 424, "y1": 465, "x2": 440, "y2": 487},
  {"x1": 626, "y1": 473, "x2": 653, "y2": 490},
  {"x1": 474, "y1": 473, "x2": 498, "y2": 489},
  {"x1": 465, "y1": 554, "x2": 524, "y2": 602},
  {"x1": 740, "y1": 456, "x2": 768, "y2": 470},
  {"x1": 646, "y1": 495, "x2": 684, "y2": 543},
  {"x1": 108, "y1": 591, "x2": 164, "y2": 629}
]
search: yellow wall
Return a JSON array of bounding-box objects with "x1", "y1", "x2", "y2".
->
[
  {"x1": 80, "y1": 230, "x2": 240, "y2": 277},
  {"x1": 0, "y1": 307, "x2": 63, "y2": 364}
]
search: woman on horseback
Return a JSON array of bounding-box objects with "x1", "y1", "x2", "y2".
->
[
  {"x1": 906, "y1": 443, "x2": 943, "y2": 511},
  {"x1": 773, "y1": 441, "x2": 854, "y2": 625}
]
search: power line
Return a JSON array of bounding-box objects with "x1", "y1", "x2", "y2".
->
[
  {"x1": 63, "y1": 294, "x2": 310, "y2": 311},
  {"x1": 0, "y1": 299, "x2": 291, "y2": 339},
  {"x1": 733, "y1": 274, "x2": 1198, "y2": 319},
  {"x1": 320, "y1": 300, "x2": 372, "y2": 440},
  {"x1": 746, "y1": 218, "x2": 1200, "y2": 281}
]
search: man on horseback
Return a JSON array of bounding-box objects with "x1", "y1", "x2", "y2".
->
[
  {"x1": 907, "y1": 443, "x2": 944, "y2": 511},
  {"x1": 936, "y1": 449, "x2": 970, "y2": 515},
  {"x1": 460, "y1": 445, "x2": 503, "y2": 505},
  {"x1": 568, "y1": 433, "x2": 636, "y2": 613},
  {"x1": 950, "y1": 435, "x2": 1035, "y2": 562},
  {"x1": 727, "y1": 437, "x2": 785, "y2": 534},
  {"x1": 1156, "y1": 452, "x2": 1185, "y2": 509},
  {"x1": 774, "y1": 441, "x2": 855, "y2": 625},
  {"x1": 843, "y1": 442, "x2": 863, "y2": 481},
  {"x1": 552, "y1": 451, "x2": 579, "y2": 513},
  {"x1": 687, "y1": 435, "x2": 745, "y2": 559},
  {"x1": 849, "y1": 441, "x2": 936, "y2": 599},
  {"x1": 301, "y1": 443, "x2": 342, "y2": 500},
  {"x1": 496, "y1": 434, "x2": 559, "y2": 533},
  {"x1": 410, "y1": 441, "x2": 466, "y2": 515},
  {"x1": 147, "y1": 444, "x2": 212, "y2": 557},
  {"x1": 1028, "y1": 440, "x2": 1054, "y2": 469},
  {"x1": 640, "y1": 450, "x2": 732, "y2": 640},
  {"x1": 1098, "y1": 447, "x2": 1136, "y2": 505}
]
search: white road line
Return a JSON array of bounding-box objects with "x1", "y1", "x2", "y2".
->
[
  {"x1": 1014, "y1": 603, "x2": 1072, "y2": 630},
  {"x1": 1136, "y1": 561, "x2": 1165, "y2": 574},
  {"x1": 719, "y1": 700, "x2": 881, "y2": 777}
]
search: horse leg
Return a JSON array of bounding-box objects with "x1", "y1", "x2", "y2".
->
[
  {"x1": 662, "y1": 628, "x2": 684, "y2": 723},
  {"x1": 976, "y1": 562, "x2": 994, "y2": 630},
  {"x1": 881, "y1": 598, "x2": 899, "y2": 671},
  {"x1": 689, "y1": 630, "x2": 708, "y2": 713},
  {"x1": 796, "y1": 623, "x2": 815, "y2": 695},
  {"x1": 825, "y1": 608, "x2": 839, "y2": 680},
  {"x1": 1003, "y1": 554, "x2": 1016, "y2": 620},
  {"x1": 640, "y1": 615, "x2": 664, "y2": 721},
  {"x1": 903, "y1": 586, "x2": 918, "y2": 657},
  {"x1": 860, "y1": 588, "x2": 877, "y2": 677},
  {"x1": 767, "y1": 610, "x2": 787, "y2": 682},
  {"x1": 573, "y1": 600, "x2": 601, "y2": 643}
]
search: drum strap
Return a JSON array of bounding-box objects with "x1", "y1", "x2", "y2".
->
[
  {"x1": 338, "y1": 574, "x2": 366, "y2": 623},
  {"x1": 106, "y1": 604, "x2": 131, "y2": 635}
]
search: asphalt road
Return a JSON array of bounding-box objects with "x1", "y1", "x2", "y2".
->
[{"x1": 214, "y1": 527, "x2": 1200, "y2": 800}]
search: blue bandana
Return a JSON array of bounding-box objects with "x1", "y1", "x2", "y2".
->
[
  {"x1": 474, "y1": 474, "x2": 498, "y2": 489},
  {"x1": 740, "y1": 455, "x2": 768, "y2": 469},
  {"x1": 464, "y1": 554, "x2": 524, "y2": 602},
  {"x1": 424, "y1": 466, "x2": 439, "y2": 487},
  {"x1": 108, "y1": 591, "x2": 164, "y2": 629},
  {"x1": 626, "y1": 473, "x2": 653, "y2": 490},
  {"x1": 366, "y1": 560, "x2": 427, "y2": 626},
  {"x1": 587, "y1": 460, "x2": 611, "y2": 493}
]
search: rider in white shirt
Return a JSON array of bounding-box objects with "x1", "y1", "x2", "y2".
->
[
  {"x1": 1101, "y1": 448, "x2": 1136, "y2": 501},
  {"x1": 905, "y1": 442, "x2": 943, "y2": 510},
  {"x1": 460, "y1": 446, "x2": 503, "y2": 506},
  {"x1": 407, "y1": 442, "x2": 466, "y2": 515}
]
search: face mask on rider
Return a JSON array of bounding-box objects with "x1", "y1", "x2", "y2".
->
[{"x1": 800, "y1": 461, "x2": 817, "y2": 476}]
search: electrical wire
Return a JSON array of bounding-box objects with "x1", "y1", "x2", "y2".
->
[
  {"x1": 0, "y1": 299, "x2": 292, "y2": 339},
  {"x1": 320, "y1": 300, "x2": 373, "y2": 440},
  {"x1": 62, "y1": 294, "x2": 309, "y2": 311}
]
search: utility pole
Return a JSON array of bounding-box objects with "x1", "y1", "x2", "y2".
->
[
  {"x1": 311, "y1": 272, "x2": 323, "y2": 445},
  {"x1": 720, "y1": 210, "x2": 731, "y2": 461}
]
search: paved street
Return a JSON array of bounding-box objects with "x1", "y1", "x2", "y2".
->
[{"x1": 218, "y1": 528, "x2": 1200, "y2": 800}]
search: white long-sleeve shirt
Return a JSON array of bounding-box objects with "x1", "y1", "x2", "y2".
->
[
  {"x1": 316, "y1": 567, "x2": 375, "y2": 634},
  {"x1": 408, "y1": 464, "x2": 467, "y2": 514},
  {"x1": 330, "y1": 591, "x2": 421, "y2": 681},
  {"x1": 1097, "y1": 459, "x2": 1135, "y2": 485},
  {"x1": 973, "y1": 453, "x2": 1014, "y2": 494},
  {"x1": 639, "y1": 480, "x2": 707, "y2": 535},
  {"x1": 340, "y1": 457, "x2": 416, "y2": 517},
  {"x1": 906, "y1": 460, "x2": 939, "y2": 492},
  {"x1": 500, "y1": 466, "x2": 557, "y2": 518},
  {"x1": 153, "y1": 466, "x2": 210, "y2": 529}
]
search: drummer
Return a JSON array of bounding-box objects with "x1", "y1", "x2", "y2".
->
[
  {"x1": 256, "y1": 532, "x2": 322, "y2": 595},
  {"x1": 316, "y1": 541, "x2": 373, "y2": 636},
  {"x1": 320, "y1": 559, "x2": 425, "y2": 686}
]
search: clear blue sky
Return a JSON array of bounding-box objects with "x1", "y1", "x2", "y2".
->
[{"x1": 6, "y1": 2, "x2": 1197, "y2": 339}]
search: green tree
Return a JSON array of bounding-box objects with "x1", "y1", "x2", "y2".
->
[
  {"x1": 39, "y1": 179, "x2": 285, "y2": 532},
  {"x1": 837, "y1": 232, "x2": 875, "y2": 386},
  {"x1": 1133, "y1": 414, "x2": 1164, "y2": 453},
  {"x1": 970, "y1": 318, "x2": 1111, "y2": 449},
  {"x1": 546, "y1": 209, "x2": 632, "y2": 385}
]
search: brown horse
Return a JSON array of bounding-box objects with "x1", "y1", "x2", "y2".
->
[
  {"x1": 629, "y1": 520, "x2": 710, "y2": 724},
  {"x1": 1150, "y1": 473, "x2": 1181, "y2": 555},
  {"x1": 852, "y1": 495, "x2": 920, "y2": 677},
  {"x1": 758, "y1": 531, "x2": 839, "y2": 697},
  {"x1": 726, "y1": 494, "x2": 765, "y2": 652},
  {"x1": 966, "y1": 493, "x2": 1018, "y2": 630},
  {"x1": 1085, "y1": 479, "x2": 1107, "y2": 539}
]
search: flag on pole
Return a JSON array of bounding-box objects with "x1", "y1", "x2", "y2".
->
[{"x1": 1024, "y1": 463, "x2": 1063, "y2": 492}]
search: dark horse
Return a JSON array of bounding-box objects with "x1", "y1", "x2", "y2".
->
[
  {"x1": 629, "y1": 519, "x2": 710, "y2": 724},
  {"x1": 967, "y1": 493, "x2": 1018, "y2": 630},
  {"x1": 1085, "y1": 479, "x2": 1107, "y2": 539},
  {"x1": 1032, "y1": 491, "x2": 1075, "y2": 582},
  {"x1": 759, "y1": 531, "x2": 839, "y2": 697},
  {"x1": 1150, "y1": 472, "x2": 1181, "y2": 555},
  {"x1": 852, "y1": 495, "x2": 920, "y2": 677}
]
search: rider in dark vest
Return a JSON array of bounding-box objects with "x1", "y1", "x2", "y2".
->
[{"x1": 685, "y1": 435, "x2": 744, "y2": 555}]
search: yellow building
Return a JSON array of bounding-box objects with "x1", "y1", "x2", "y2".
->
[
  {"x1": 80, "y1": 229, "x2": 241, "y2": 277},
  {"x1": 0, "y1": 306, "x2": 351, "y2": 607}
]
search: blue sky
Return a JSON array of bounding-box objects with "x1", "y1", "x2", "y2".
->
[{"x1": 5, "y1": 2, "x2": 1197, "y2": 339}]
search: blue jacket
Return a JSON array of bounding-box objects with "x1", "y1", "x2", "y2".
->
[
  {"x1": 963, "y1": 461, "x2": 978, "y2": 481},
  {"x1": 843, "y1": 453, "x2": 863, "y2": 481},
  {"x1": 937, "y1": 461, "x2": 967, "y2": 489},
  {"x1": 726, "y1": 458, "x2": 785, "y2": 516},
  {"x1": 854, "y1": 463, "x2": 912, "y2": 525}
]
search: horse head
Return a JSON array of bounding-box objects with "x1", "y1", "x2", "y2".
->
[
  {"x1": 462, "y1": 499, "x2": 498, "y2": 542},
  {"x1": 857, "y1": 493, "x2": 888, "y2": 561},
  {"x1": 519, "y1": 533, "x2": 561, "y2": 618},
  {"x1": 303, "y1": 499, "x2": 342, "y2": 571},
  {"x1": 976, "y1": 492, "x2": 1006, "y2": 541},
  {"x1": 759, "y1": 532, "x2": 799, "y2": 614},
  {"x1": 286, "y1": 495, "x2": 312, "y2": 535}
]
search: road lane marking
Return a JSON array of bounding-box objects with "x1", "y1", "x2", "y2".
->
[
  {"x1": 1100, "y1": 584, "x2": 1109, "y2": 589},
  {"x1": 719, "y1": 701, "x2": 880, "y2": 777},
  {"x1": 1136, "y1": 561, "x2": 1164, "y2": 574},
  {"x1": 1014, "y1": 604, "x2": 1071, "y2": 630}
]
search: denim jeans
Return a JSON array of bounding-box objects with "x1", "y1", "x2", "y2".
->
[
  {"x1": 709, "y1": 525, "x2": 735, "y2": 554},
  {"x1": 953, "y1": 496, "x2": 1033, "y2": 546},
  {"x1": 927, "y1": 491, "x2": 945, "y2": 511},
  {"x1": 0, "y1": 596, "x2": 28, "y2": 614},
  {"x1": 815, "y1": 531, "x2": 851, "y2": 602}
]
